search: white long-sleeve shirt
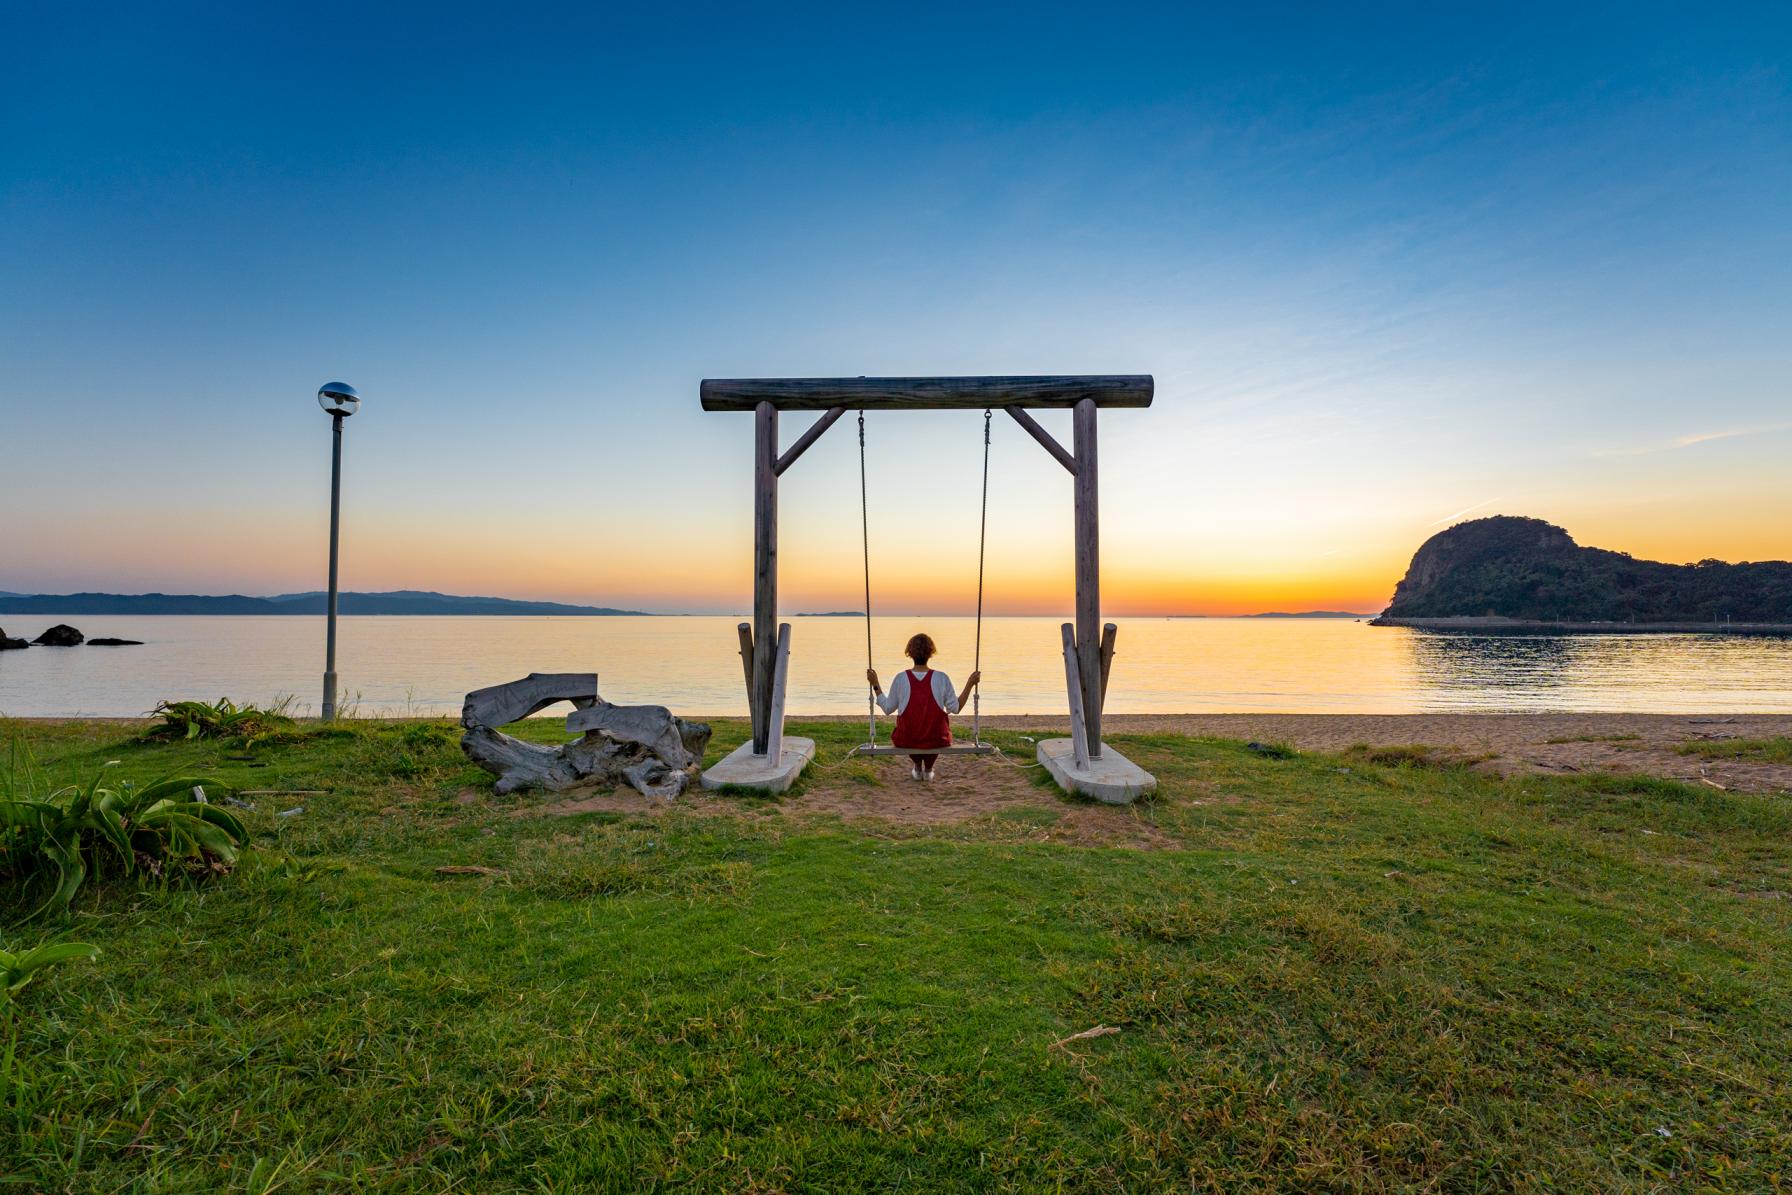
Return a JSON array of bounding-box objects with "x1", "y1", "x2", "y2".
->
[{"x1": 876, "y1": 668, "x2": 960, "y2": 716}]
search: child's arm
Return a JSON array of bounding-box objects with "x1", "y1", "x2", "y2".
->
[
  {"x1": 955, "y1": 670, "x2": 981, "y2": 710},
  {"x1": 868, "y1": 669, "x2": 900, "y2": 714}
]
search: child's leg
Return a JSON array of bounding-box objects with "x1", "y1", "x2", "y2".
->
[{"x1": 915, "y1": 753, "x2": 938, "y2": 774}]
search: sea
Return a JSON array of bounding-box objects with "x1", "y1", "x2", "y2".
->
[{"x1": 6, "y1": 614, "x2": 1792, "y2": 719}]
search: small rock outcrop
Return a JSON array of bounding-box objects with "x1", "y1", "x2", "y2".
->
[
  {"x1": 459, "y1": 672, "x2": 711, "y2": 799},
  {"x1": 87, "y1": 637, "x2": 144, "y2": 646},
  {"x1": 32, "y1": 624, "x2": 85, "y2": 646},
  {"x1": 0, "y1": 628, "x2": 26, "y2": 651}
]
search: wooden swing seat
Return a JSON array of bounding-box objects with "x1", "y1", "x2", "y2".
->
[{"x1": 849, "y1": 743, "x2": 999, "y2": 758}]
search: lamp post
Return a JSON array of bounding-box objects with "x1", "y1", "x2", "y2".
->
[{"x1": 317, "y1": 381, "x2": 360, "y2": 720}]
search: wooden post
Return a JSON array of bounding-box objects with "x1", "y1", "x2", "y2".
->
[
  {"x1": 767, "y1": 622, "x2": 792, "y2": 765},
  {"x1": 1073, "y1": 398, "x2": 1101, "y2": 758},
  {"x1": 752, "y1": 401, "x2": 778, "y2": 755},
  {"x1": 736, "y1": 622, "x2": 755, "y2": 727},
  {"x1": 1061, "y1": 622, "x2": 1090, "y2": 769},
  {"x1": 1098, "y1": 622, "x2": 1117, "y2": 710}
]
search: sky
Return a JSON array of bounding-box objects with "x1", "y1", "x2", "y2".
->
[{"x1": 3, "y1": 2, "x2": 1789, "y2": 616}]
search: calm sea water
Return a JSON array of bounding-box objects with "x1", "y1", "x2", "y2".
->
[{"x1": 3, "y1": 615, "x2": 1792, "y2": 718}]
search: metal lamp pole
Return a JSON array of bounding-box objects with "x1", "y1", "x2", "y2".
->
[{"x1": 317, "y1": 382, "x2": 361, "y2": 720}]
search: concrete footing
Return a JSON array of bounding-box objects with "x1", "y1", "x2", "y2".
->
[
  {"x1": 699, "y1": 737, "x2": 815, "y2": 794},
  {"x1": 1036, "y1": 739, "x2": 1157, "y2": 804}
]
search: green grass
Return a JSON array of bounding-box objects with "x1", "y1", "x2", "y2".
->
[
  {"x1": 1678, "y1": 735, "x2": 1792, "y2": 764},
  {"x1": 2, "y1": 715, "x2": 1790, "y2": 1191}
]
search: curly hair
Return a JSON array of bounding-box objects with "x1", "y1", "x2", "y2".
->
[{"x1": 904, "y1": 633, "x2": 936, "y2": 665}]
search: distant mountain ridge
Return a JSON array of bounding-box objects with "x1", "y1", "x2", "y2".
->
[
  {"x1": 1378, "y1": 516, "x2": 1792, "y2": 622},
  {"x1": 0, "y1": 590, "x2": 650, "y2": 616}
]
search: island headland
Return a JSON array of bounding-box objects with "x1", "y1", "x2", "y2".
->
[{"x1": 1371, "y1": 516, "x2": 1792, "y2": 632}]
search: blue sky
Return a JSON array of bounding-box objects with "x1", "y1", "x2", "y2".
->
[{"x1": 4, "y1": 2, "x2": 1789, "y2": 613}]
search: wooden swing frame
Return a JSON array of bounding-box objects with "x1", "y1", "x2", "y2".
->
[{"x1": 701, "y1": 374, "x2": 1154, "y2": 768}]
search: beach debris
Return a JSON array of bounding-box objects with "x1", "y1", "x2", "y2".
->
[
  {"x1": 32, "y1": 624, "x2": 85, "y2": 646},
  {"x1": 1245, "y1": 741, "x2": 1296, "y2": 759},
  {"x1": 277, "y1": 806, "x2": 305, "y2": 818},
  {"x1": 1050, "y1": 1024, "x2": 1121, "y2": 1050},
  {"x1": 434, "y1": 865, "x2": 504, "y2": 878},
  {"x1": 459, "y1": 673, "x2": 711, "y2": 799}
]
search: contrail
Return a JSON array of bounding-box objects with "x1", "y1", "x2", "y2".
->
[{"x1": 1426, "y1": 496, "x2": 1502, "y2": 528}]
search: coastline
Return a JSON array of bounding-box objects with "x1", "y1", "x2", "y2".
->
[{"x1": 1370, "y1": 615, "x2": 1792, "y2": 634}]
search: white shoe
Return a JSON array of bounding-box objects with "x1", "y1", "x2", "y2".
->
[
  {"x1": 921, "y1": 769, "x2": 935, "y2": 783},
  {"x1": 910, "y1": 763, "x2": 923, "y2": 781}
]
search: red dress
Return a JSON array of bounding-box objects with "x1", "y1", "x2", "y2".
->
[{"x1": 892, "y1": 669, "x2": 953, "y2": 750}]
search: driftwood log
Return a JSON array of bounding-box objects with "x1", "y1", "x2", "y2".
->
[{"x1": 459, "y1": 673, "x2": 711, "y2": 799}]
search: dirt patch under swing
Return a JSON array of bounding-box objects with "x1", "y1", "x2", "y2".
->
[{"x1": 505, "y1": 749, "x2": 1177, "y2": 849}]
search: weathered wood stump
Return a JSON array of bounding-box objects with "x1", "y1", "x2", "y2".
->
[{"x1": 459, "y1": 673, "x2": 711, "y2": 799}]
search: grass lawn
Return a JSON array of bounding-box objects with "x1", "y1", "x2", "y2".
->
[{"x1": 3, "y1": 715, "x2": 1790, "y2": 1192}]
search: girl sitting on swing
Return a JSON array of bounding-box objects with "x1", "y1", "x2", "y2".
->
[{"x1": 867, "y1": 633, "x2": 981, "y2": 782}]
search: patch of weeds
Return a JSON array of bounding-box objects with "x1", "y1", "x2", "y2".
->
[
  {"x1": 1260, "y1": 899, "x2": 1403, "y2": 968},
  {"x1": 398, "y1": 723, "x2": 460, "y2": 751},
  {"x1": 507, "y1": 830, "x2": 753, "y2": 902},
  {"x1": 1545, "y1": 732, "x2": 1642, "y2": 745},
  {"x1": 1087, "y1": 895, "x2": 1233, "y2": 944},
  {"x1": 988, "y1": 805, "x2": 1063, "y2": 828},
  {"x1": 1676, "y1": 736, "x2": 1792, "y2": 763},
  {"x1": 1345, "y1": 743, "x2": 1489, "y2": 770},
  {"x1": 143, "y1": 697, "x2": 295, "y2": 748}
]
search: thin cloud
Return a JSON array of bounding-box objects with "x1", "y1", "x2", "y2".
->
[
  {"x1": 1426, "y1": 496, "x2": 1502, "y2": 528},
  {"x1": 1675, "y1": 427, "x2": 1770, "y2": 448},
  {"x1": 1598, "y1": 423, "x2": 1792, "y2": 458}
]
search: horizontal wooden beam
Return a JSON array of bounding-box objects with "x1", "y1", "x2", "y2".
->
[
  {"x1": 1006, "y1": 407, "x2": 1078, "y2": 475},
  {"x1": 773, "y1": 406, "x2": 846, "y2": 476},
  {"x1": 701, "y1": 374, "x2": 1153, "y2": 412}
]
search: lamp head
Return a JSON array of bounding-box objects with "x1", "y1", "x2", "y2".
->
[{"x1": 317, "y1": 381, "x2": 360, "y2": 416}]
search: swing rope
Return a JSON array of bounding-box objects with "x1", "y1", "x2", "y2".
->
[
  {"x1": 972, "y1": 408, "x2": 991, "y2": 744},
  {"x1": 859, "y1": 411, "x2": 875, "y2": 747},
  {"x1": 857, "y1": 408, "x2": 994, "y2": 749}
]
